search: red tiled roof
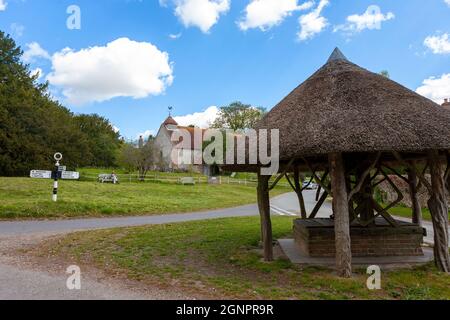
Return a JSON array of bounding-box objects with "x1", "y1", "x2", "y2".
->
[{"x1": 163, "y1": 116, "x2": 178, "y2": 126}]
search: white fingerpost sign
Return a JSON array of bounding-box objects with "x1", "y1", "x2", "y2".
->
[
  {"x1": 61, "y1": 171, "x2": 80, "y2": 180},
  {"x1": 30, "y1": 170, "x2": 52, "y2": 179},
  {"x1": 29, "y1": 153, "x2": 80, "y2": 202}
]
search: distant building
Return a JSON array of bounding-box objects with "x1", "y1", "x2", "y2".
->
[
  {"x1": 442, "y1": 98, "x2": 450, "y2": 111},
  {"x1": 154, "y1": 116, "x2": 208, "y2": 173}
]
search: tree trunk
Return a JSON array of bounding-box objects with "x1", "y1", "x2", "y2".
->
[
  {"x1": 329, "y1": 152, "x2": 352, "y2": 278},
  {"x1": 427, "y1": 151, "x2": 450, "y2": 273},
  {"x1": 407, "y1": 168, "x2": 423, "y2": 227},
  {"x1": 294, "y1": 169, "x2": 307, "y2": 219},
  {"x1": 257, "y1": 171, "x2": 273, "y2": 262}
]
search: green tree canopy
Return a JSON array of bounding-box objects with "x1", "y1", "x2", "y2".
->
[{"x1": 211, "y1": 102, "x2": 266, "y2": 132}]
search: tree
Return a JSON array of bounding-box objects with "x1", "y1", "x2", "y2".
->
[
  {"x1": 119, "y1": 137, "x2": 160, "y2": 181},
  {"x1": 74, "y1": 114, "x2": 123, "y2": 167},
  {"x1": 211, "y1": 102, "x2": 266, "y2": 131},
  {"x1": 380, "y1": 70, "x2": 390, "y2": 78},
  {"x1": 0, "y1": 31, "x2": 123, "y2": 176}
]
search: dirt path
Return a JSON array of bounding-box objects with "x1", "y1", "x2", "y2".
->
[{"x1": 0, "y1": 233, "x2": 197, "y2": 300}]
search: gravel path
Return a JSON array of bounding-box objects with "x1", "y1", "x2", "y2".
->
[
  {"x1": 0, "y1": 262, "x2": 182, "y2": 300},
  {"x1": 0, "y1": 233, "x2": 196, "y2": 300},
  {"x1": 0, "y1": 202, "x2": 262, "y2": 300}
]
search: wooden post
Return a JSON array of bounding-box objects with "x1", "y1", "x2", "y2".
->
[
  {"x1": 329, "y1": 152, "x2": 352, "y2": 278},
  {"x1": 427, "y1": 151, "x2": 450, "y2": 273},
  {"x1": 316, "y1": 185, "x2": 322, "y2": 201},
  {"x1": 354, "y1": 166, "x2": 375, "y2": 226},
  {"x1": 257, "y1": 170, "x2": 273, "y2": 262},
  {"x1": 407, "y1": 167, "x2": 423, "y2": 227},
  {"x1": 294, "y1": 169, "x2": 307, "y2": 219},
  {"x1": 310, "y1": 190, "x2": 329, "y2": 219}
]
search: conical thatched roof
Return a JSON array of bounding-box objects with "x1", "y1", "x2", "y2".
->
[{"x1": 256, "y1": 48, "x2": 450, "y2": 161}]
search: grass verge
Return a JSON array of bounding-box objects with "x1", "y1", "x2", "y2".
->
[
  {"x1": 388, "y1": 206, "x2": 450, "y2": 222},
  {"x1": 0, "y1": 178, "x2": 288, "y2": 219},
  {"x1": 31, "y1": 216, "x2": 450, "y2": 300}
]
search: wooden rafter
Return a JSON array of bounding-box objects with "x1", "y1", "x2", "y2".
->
[
  {"x1": 303, "y1": 157, "x2": 332, "y2": 195},
  {"x1": 393, "y1": 152, "x2": 432, "y2": 193},
  {"x1": 309, "y1": 185, "x2": 330, "y2": 219},
  {"x1": 269, "y1": 158, "x2": 295, "y2": 191},
  {"x1": 347, "y1": 152, "x2": 381, "y2": 202}
]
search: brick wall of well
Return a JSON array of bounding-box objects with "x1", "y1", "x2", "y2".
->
[{"x1": 293, "y1": 219, "x2": 424, "y2": 257}]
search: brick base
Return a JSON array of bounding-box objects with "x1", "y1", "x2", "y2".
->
[{"x1": 293, "y1": 218, "x2": 425, "y2": 258}]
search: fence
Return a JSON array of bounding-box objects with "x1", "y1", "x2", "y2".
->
[{"x1": 79, "y1": 172, "x2": 290, "y2": 188}]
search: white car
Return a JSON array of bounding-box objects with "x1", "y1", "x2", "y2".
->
[{"x1": 302, "y1": 181, "x2": 318, "y2": 190}]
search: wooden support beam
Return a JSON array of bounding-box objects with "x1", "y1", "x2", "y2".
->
[
  {"x1": 285, "y1": 172, "x2": 307, "y2": 219},
  {"x1": 316, "y1": 185, "x2": 322, "y2": 201},
  {"x1": 393, "y1": 152, "x2": 432, "y2": 192},
  {"x1": 407, "y1": 166, "x2": 423, "y2": 227},
  {"x1": 309, "y1": 189, "x2": 329, "y2": 219},
  {"x1": 257, "y1": 171, "x2": 274, "y2": 262},
  {"x1": 329, "y1": 152, "x2": 352, "y2": 278},
  {"x1": 303, "y1": 158, "x2": 332, "y2": 195},
  {"x1": 269, "y1": 158, "x2": 294, "y2": 191},
  {"x1": 427, "y1": 150, "x2": 450, "y2": 273},
  {"x1": 294, "y1": 170, "x2": 307, "y2": 219},
  {"x1": 347, "y1": 152, "x2": 381, "y2": 202},
  {"x1": 371, "y1": 199, "x2": 399, "y2": 228}
]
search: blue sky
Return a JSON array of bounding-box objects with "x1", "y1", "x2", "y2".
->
[{"x1": 1, "y1": 0, "x2": 449, "y2": 139}]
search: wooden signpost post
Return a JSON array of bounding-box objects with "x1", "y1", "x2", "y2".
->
[{"x1": 29, "y1": 153, "x2": 80, "y2": 202}]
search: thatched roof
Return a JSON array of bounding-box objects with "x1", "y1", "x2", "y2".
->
[
  {"x1": 442, "y1": 99, "x2": 450, "y2": 111},
  {"x1": 256, "y1": 48, "x2": 450, "y2": 161}
]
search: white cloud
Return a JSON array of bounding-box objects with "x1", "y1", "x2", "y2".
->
[
  {"x1": 113, "y1": 126, "x2": 120, "y2": 134},
  {"x1": 10, "y1": 23, "x2": 25, "y2": 38},
  {"x1": 297, "y1": 0, "x2": 329, "y2": 41},
  {"x1": 47, "y1": 38, "x2": 174, "y2": 106},
  {"x1": 424, "y1": 33, "x2": 450, "y2": 55},
  {"x1": 445, "y1": 0, "x2": 450, "y2": 7},
  {"x1": 22, "y1": 42, "x2": 51, "y2": 63},
  {"x1": 416, "y1": 73, "x2": 450, "y2": 104},
  {"x1": 0, "y1": 0, "x2": 7, "y2": 11},
  {"x1": 166, "y1": 0, "x2": 230, "y2": 33},
  {"x1": 174, "y1": 106, "x2": 219, "y2": 128},
  {"x1": 334, "y1": 5, "x2": 395, "y2": 34},
  {"x1": 238, "y1": 0, "x2": 314, "y2": 31},
  {"x1": 169, "y1": 33, "x2": 182, "y2": 39},
  {"x1": 31, "y1": 68, "x2": 44, "y2": 80}
]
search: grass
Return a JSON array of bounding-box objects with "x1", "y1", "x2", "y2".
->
[
  {"x1": 0, "y1": 177, "x2": 288, "y2": 220},
  {"x1": 388, "y1": 206, "x2": 450, "y2": 222},
  {"x1": 32, "y1": 216, "x2": 450, "y2": 300}
]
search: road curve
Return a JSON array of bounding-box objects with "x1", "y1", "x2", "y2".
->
[
  {"x1": 0, "y1": 204, "x2": 259, "y2": 238},
  {"x1": 0, "y1": 191, "x2": 448, "y2": 246}
]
